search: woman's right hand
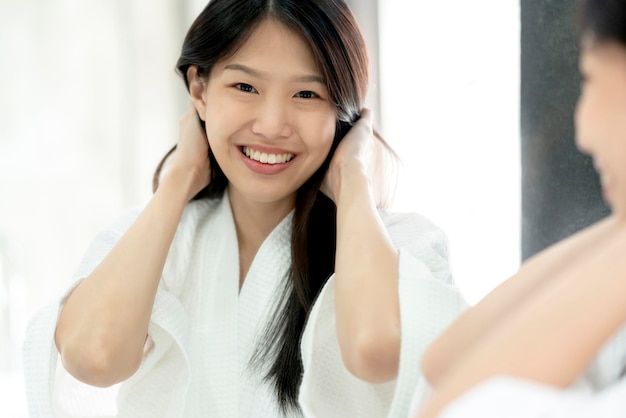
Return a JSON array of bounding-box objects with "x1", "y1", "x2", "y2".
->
[
  {"x1": 56, "y1": 103, "x2": 212, "y2": 388},
  {"x1": 164, "y1": 102, "x2": 211, "y2": 200}
]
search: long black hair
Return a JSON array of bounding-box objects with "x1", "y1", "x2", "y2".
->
[
  {"x1": 578, "y1": 0, "x2": 626, "y2": 45},
  {"x1": 153, "y1": 0, "x2": 375, "y2": 412}
]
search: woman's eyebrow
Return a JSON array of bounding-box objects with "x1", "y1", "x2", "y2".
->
[
  {"x1": 223, "y1": 63, "x2": 325, "y2": 84},
  {"x1": 297, "y1": 74, "x2": 325, "y2": 84},
  {"x1": 224, "y1": 63, "x2": 263, "y2": 77}
]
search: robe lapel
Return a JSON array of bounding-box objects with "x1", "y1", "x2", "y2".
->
[
  {"x1": 189, "y1": 196, "x2": 240, "y2": 416},
  {"x1": 237, "y1": 207, "x2": 293, "y2": 411}
]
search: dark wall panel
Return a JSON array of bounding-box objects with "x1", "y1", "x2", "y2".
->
[{"x1": 521, "y1": 0, "x2": 609, "y2": 260}]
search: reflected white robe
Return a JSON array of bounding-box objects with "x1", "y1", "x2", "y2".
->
[
  {"x1": 434, "y1": 373, "x2": 626, "y2": 418},
  {"x1": 23, "y1": 194, "x2": 468, "y2": 418},
  {"x1": 407, "y1": 298, "x2": 626, "y2": 417}
]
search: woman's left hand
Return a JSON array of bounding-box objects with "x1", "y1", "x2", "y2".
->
[
  {"x1": 321, "y1": 108, "x2": 376, "y2": 204},
  {"x1": 324, "y1": 107, "x2": 402, "y2": 383}
]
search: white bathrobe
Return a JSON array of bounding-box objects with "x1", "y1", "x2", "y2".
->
[
  {"x1": 23, "y1": 194, "x2": 468, "y2": 418},
  {"x1": 407, "y1": 291, "x2": 626, "y2": 418},
  {"x1": 435, "y1": 375, "x2": 626, "y2": 418}
]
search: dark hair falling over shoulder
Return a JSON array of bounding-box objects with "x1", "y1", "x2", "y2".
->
[
  {"x1": 151, "y1": 0, "x2": 383, "y2": 412},
  {"x1": 577, "y1": 0, "x2": 626, "y2": 45}
]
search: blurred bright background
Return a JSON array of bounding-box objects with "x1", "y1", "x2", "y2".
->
[{"x1": 0, "y1": 0, "x2": 519, "y2": 416}]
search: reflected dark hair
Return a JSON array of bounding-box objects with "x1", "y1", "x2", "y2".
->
[
  {"x1": 152, "y1": 0, "x2": 386, "y2": 412},
  {"x1": 578, "y1": 0, "x2": 626, "y2": 45}
]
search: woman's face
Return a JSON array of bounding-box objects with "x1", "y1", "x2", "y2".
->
[
  {"x1": 576, "y1": 39, "x2": 626, "y2": 217},
  {"x1": 195, "y1": 19, "x2": 337, "y2": 207}
]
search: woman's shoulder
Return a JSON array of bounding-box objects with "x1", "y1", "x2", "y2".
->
[
  {"x1": 377, "y1": 209, "x2": 453, "y2": 287},
  {"x1": 104, "y1": 196, "x2": 222, "y2": 239},
  {"x1": 181, "y1": 196, "x2": 222, "y2": 223},
  {"x1": 378, "y1": 209, "x2": 448, "y2": 248},
  {"x1": 379, "y1": 209, "x2": 443, "y2": 231},
  {"x1": 165, "y1": 196, "x2": 225, "y2": 258}
]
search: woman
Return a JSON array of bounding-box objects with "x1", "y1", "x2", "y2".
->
[
  {"x1": 23, "y1": 1, "x2": 466, "y2": 417},
  {"x1": 413, "y1": 0, "x2": 626, "y2": 416}
]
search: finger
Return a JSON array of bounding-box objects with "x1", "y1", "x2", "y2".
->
[
  {"x1": 356, "y1": 108, "x2": 374, "y2": 127},
  {"x1": 180, "y1": 102, "x2": 195, "y2": 124}
]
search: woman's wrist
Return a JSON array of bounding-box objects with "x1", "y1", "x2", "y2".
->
[
  {"x1": 333, "y1": 161, "x2": 372, "y2": 206},
  {"x1": 159, "y1": 165, "x2": 205, "y2": 203}
]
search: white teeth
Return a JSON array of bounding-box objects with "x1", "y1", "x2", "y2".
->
[{"x1": 242, "y1": 146, "x2": 294, "y2": 164}]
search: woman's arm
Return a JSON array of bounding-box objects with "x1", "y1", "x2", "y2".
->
[
  {"x1": 55, "y1": 104, "x2": 210, "y2": 387},
  {"x1": 422, "y1": 215, "x2": 616, "y2": 387},
  {"x1": 417, "y1": 222, "x2": 626, "y2": 418},
  {"x1": 323, "y1": 109, "x2": 401, "y2": 383}
]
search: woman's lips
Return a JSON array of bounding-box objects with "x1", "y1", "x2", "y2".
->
[{"x1": 239, "y1": 145, "x2": 296, "y2": 175}]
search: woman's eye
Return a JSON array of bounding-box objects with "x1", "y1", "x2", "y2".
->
[
  {"x1": 294, "y1": 90, "x2": 318, "y2": 99},
  {"x1": 235, "y1": 83, "x2": 257, "y2": 93}
]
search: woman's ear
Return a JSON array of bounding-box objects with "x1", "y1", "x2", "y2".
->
[{"x1": 187, "y1": 65, "x2": 207, "y2": 121}]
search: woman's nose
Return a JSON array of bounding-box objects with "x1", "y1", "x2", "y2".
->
[{"x1": 251, "y1": 97, "x2": 293, "y2": 139}]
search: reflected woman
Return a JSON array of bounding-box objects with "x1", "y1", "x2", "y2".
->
[{"x1": 414, "y1": 0, "x2": 626, "y2": 416}]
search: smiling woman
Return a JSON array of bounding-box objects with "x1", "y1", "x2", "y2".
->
[
  {"x1": 576, "y1": 40, "x2": 626, "y2": 211},
  {"x1": 192, "y1": 20, "x2": 337, "y2": 207},
  {"x1": 22, "y1": 1, "x2": 466, "y2": 417}
]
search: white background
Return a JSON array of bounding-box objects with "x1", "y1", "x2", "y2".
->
[{"x1": 379, "y1": 0, "x2": 521, "y2": 304}]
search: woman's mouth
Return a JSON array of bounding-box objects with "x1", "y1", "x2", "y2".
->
[{"x1": 241, "y1": 146, "x2": 294, "y2": 165}]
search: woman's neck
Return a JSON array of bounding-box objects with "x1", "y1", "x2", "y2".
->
[{"x1": 227, "y1": 188, "x2": 295, "y2": 285}]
